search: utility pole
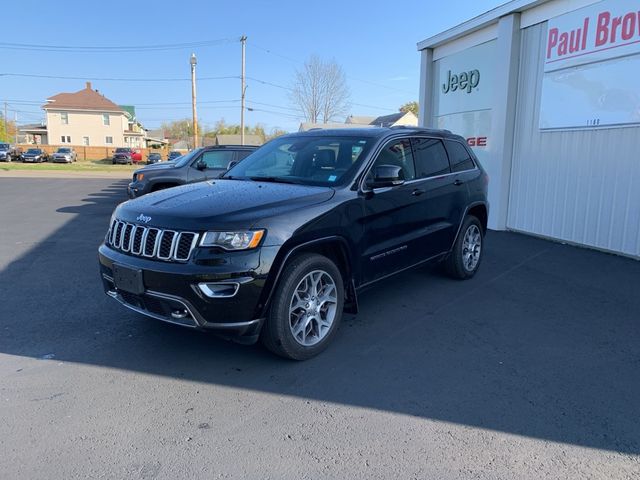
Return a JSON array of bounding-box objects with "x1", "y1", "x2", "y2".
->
[
  {"x1": 3, "y1": 102, "x2": 7, "y2": 142},
  {"x1": 14, "y1": 111, "x2": 18, "y2": 144},
  {"x1": 190, "y1": 53, "x2": 198, "y2": 149},
  {"x1": 240, "y1": 35, "x2": 247, "y2": 145}
]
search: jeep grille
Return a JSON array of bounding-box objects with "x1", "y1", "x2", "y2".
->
[{"x1": 107, "y1": 219, "x2": 198, "y2": 262}]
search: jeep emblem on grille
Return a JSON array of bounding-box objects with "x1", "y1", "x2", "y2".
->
[{"x1": 136, "y1": 213, "x2": 152, "y2": 223}]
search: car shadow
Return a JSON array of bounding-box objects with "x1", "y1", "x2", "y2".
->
[{"x1": 0, "y1": 177, "x2": 639, "y2": 455}]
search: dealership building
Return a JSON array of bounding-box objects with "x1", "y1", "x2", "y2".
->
[{"x1": 418, "y1": 0, "x2": 640, "y2": 258}]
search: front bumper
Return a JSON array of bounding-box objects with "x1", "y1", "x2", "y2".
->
[
  {"x1": 98, "y1": 244, "x2": 274, "y2": 342},
  {"x1": 52, "y1": 157, "x2": 72, "y2": 163}
]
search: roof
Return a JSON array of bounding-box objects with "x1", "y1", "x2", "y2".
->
[
  {"x1": 345, "y1": 115, "x2": 377, "y2": 125},
  {"x1": 215, "y1": 134, "x2": 263, "y2": 146},
  {"x1": 370, "y1": 113, "x2": 406, "y2": 127},
  {"x1": 43, "y1": 82, "x2": 124, "y2": 112},
  {"x1": 18, "y1": 124, "x2": 47, "y2": 133},
  {"x1": 290, "y1": 126, "x2": 458, "y2": 139},
  {"x1": 119, "y1": 105, "x2": 137, "y2": 120},
  {"x1": 299, "y1": 122, "x2": 374, "y2": 132},
  {"x1": 417, "y1": 0, "x2": 551, "y2": 49}
]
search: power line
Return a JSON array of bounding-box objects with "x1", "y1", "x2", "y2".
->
[
  {"x1": 248, "y1": 41, "x2": 415, "y2": 96},
  {"x1": 0, "y1": 38, "x2": 240, "y2": 53},
  {"x1": 0, "y1": 73, "x2": 239, "y2": 82}
]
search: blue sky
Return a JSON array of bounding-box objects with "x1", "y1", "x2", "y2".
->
[{"x1": 1, "y1": 0, "x2": 505, "y2": 133}]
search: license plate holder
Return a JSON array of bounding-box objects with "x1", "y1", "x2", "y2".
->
[{"x1": 112, "y1": 263, "x2": 145, "y2": 295}]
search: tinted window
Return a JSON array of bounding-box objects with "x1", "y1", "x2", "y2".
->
[
  {"x1": 412, "y1": 138, "x2": 450, "y2": 178},
  {"x1": 200, "y1": 150, "x2": 234, "y2": 169},
  {"x1": 236, "y1": 150, "x2": 254, "y2": 161},
  {"x1": 444, "y1": 140, "x2": 475, "y2": 172},
  {"x1": 369, "y1": 138, "x2": 415, "y2": 182}
]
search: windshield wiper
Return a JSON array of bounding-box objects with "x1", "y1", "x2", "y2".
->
[{"x1": 248, "y1": 176, "x2": 297, "y2": 184}]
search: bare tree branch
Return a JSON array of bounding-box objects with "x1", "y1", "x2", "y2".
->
[{"x1": 290, "y1": 55, "x2": 350, "y2": 124}]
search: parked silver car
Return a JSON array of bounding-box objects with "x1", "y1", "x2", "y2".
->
[{"x1": 52, "y1": 147, "x2": 77, "y2": 163}]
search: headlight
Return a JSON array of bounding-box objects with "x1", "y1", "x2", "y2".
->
[
  {"x1": 137, "y1": 173, "x2": 144, "y2": 181},
  {"x1": 200, "y1": 230, "x2": 265, "y2": 250}
]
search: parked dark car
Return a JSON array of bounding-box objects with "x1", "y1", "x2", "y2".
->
[
  {"x1": 22, "y1": 148, "x2": 48, "y2": 163},
  {"x1": 112, "y1": 147, "x2": 138, "y2": 165},
  {"x1": 52, "y1": 147, "x2": 77, "y2": 163},
  {"x1": 99, "y1": 127, "x2": 488, "y2": 360},
  {"x1": 0, "y1": 144, "x2": 23, "y2": 162},
  {"x1": 127, "y1": 145, "x2": 258, "y2": 198},
  {"x1": 167, "y1": 150, "x2": 183, "y2": 161},
  {"x1": 147, "y1": 153, "x2": 162, "y2": 165}
]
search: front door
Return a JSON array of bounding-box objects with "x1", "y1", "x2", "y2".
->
[
  {"x1": 360, "y1": 138, "x2": 424, "y2": 284},
  {"x1": 188, "y1": 149, "x2": 236, "y2": 183}
]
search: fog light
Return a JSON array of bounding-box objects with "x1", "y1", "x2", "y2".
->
[
  {"x1": 171, "y1": 309, "x2": 189, "y2": 319},
  {"x1": 198, "y1": 282, "x2": 239, "y2": 298}
]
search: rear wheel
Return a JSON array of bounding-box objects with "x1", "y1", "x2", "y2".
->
[
  {"x1": 444, "y1": 215, "x2": 484, "y2": 279},
  {"x1": 261, "y1": 253, "x2": 344, "y2": 360}
]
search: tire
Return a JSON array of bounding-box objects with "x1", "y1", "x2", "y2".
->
[
  {"x1": 444, "y1": 215, "x2": 484, "y2": 280},
  {"x1": 261, "y1": 253, "x2": 344, "y2": 360}
]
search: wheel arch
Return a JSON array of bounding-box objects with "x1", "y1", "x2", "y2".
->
[
  {"x1": 257, "y1": 236, "x2": 358, "y2": 318},
  {"x1": 449, "y1": 201, "x2": 489, "y2": 253}
]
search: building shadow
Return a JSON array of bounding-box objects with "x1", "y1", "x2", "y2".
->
[{"x1": 0, "y1": 177, "x2": 638, "y2": 454}]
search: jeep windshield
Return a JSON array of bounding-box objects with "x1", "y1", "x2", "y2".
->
[
  {"x1": 56, "y1": 148, "x2": 71, "y2": 153},
  {"x1": 0, "y1": 144, "x2": 9, "y2": 151},
  {"x1": 115, "y1": 148, "x2": 130, "y2": 153},
  {"x1": 223, "y1": 136, "x2": 374, "y2": 186},
  {"x1": 26, "y1": 149, "x2": 41, "y2": 154}
]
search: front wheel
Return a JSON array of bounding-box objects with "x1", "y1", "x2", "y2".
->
[
  {"x1": 261, "y1": 253, "x2": 344, "y2": 360},
  {"x1": 444, "y1": 215, "x2": 484, "y2": 279}
]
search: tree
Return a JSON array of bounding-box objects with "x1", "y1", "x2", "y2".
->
[
  {"x1": 399, "y1": 101, "x2": 419, "y2": 116},
  {"x1": 290, "y1": 55, "x2": 350, "y2": 123},
  {"x1": 266, "y1": 127, "x2": 288, "y2": 141},
  {"x1": 0, "y1": 115, "x2": 16, "y2": 143},
  {"x1": 159, "y1": 119, "x2": 203, "y2": 142}
]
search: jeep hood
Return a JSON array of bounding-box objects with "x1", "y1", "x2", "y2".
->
[{"x1": 115, "y1": 179, "x2": 335, "y2": 230}]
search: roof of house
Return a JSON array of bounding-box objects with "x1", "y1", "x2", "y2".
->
[
  {"x1": 215, "y1": 134, "x2": 263, "y2": 146},
  {"x1": 18, "y1": 123, "x2": 47, "y2": 133},
  {"x1": 43, "y1": 82, "x2": 124, "y2": 112},
  {"x1": 345, "y1": 115, "x2": 377, "y2": 125},
  {"x1": 370, "y1": 112, "x2": 410, "y2": 127}
]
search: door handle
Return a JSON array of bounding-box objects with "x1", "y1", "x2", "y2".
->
[
  {"x1": 453, "y1": 179, "x2": 465, "y2": 186},
  {"x1": 411, "y1": 188, "x2": 426, "y2": 196}
]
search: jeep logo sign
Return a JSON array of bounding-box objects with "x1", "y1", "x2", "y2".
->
[
  {"x1": 136, "y1": 213, "x2": 152, "y2": 223},
  {"x1": 442, "y1": 69, "x2": 480, "y2": 94}
]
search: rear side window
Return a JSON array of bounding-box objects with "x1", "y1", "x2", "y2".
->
[
  {"x1": 444, "y1": 140, "x2": 476, "y2": 172},
  {"x1": 412, "y1": 138, "x2": 450, "y2": 178}
]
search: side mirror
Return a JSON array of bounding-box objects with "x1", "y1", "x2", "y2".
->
[
  {"x1": 226, "y1": 160, "x2": 238, "y2": 170},
  {"x1": 196, "y1": 159, "x2": 207, "y2": 171},
  {"x1": 367, "y1": 165, "x2": 405, "y2": 189}
]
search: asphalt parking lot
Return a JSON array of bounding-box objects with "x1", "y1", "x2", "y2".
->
[{"x1": 1, "y1": 177, "x2": 639, "y2": 479}]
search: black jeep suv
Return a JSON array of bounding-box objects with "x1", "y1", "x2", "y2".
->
[
  {"x1": 99, "y1": 127, "x2": 488, "y2": 360},
  {"x1": 127, "y1": 145, "x2": 258, "y2": 198}
]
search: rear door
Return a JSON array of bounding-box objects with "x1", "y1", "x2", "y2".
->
[{"x1": 411, "y1": 137, "x2": 464, "y2": 257}]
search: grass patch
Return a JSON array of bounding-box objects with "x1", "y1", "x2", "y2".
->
[{"x1": 0, "y1": 158, "x2": 139, "y2": 173}]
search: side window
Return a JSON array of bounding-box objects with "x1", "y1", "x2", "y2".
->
[
  {"x1": 412, "y1": 138, "x2": 450, "y2": 179},
  {"x1": 369, "y1": 138, "x2": 415, "y2": 182},
  {"x1": 444, "y1": 140, "x2": 476, "y2": 172},
  {"x1": 199, "y1": 150, "x2": 234, "y2": 169},
  {"x1": 236, "y1": 150, "x2": 253, "y2": 162}
]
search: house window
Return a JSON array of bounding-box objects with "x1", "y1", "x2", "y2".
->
[
  {"x1": 83, "y1": 136, "x2": 90, "y2": 146},
  {"x1": 61, "y1": 112, "x2": 68, "y2": 125},
  {"x1": 103, "y1": 113, "x2": 110, "y2": 126},
  {"x1": 105, "y1": 136, "x2": 113, "y2": 145},
  {"x1": 60, "y1": 136, "x2": 71, "y2": 144}
]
